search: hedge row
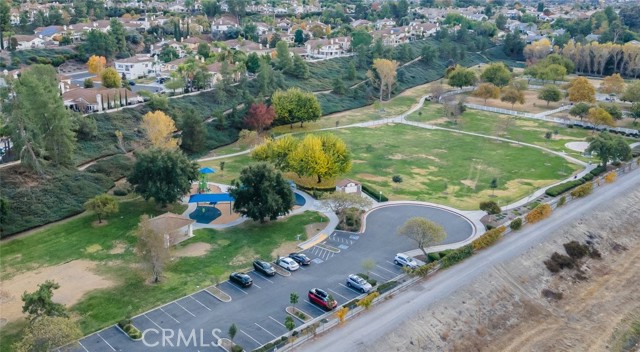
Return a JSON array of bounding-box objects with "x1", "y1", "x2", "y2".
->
[
  {"x1": 361, "y1": 184, "x2": 388, "y2": 202},
  {"x1": 471, "y1": 226, "x2": 507, "y2": 251},
  {"x1": 440, "y1": 245, "x2": 474, "y2": 268},
  {"x1": 590, "y1": 165, "x2": 606, "y2": 176},
  {"x1": 545, "y1": 178, "x2": 585, "y2": 197}
]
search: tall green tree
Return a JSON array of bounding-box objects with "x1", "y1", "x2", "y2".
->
[
  {"x1": 0, "y1": 0, "x2": 10, "y2": 50},
  {"x1": 569, "y1": 102, "x2": 591, "y2": 121},
  {"x1": 21, "y1": 281, "x2": 68, "y2": 321},
  {"x1": 271, "y1": 88, "x2": 322, "y2": 127},
  {"x1": 10, "y1": 65, "x2": 76, "y2": 171},
  {"x1": 586, "y1": 131, "x2": 632, "y2": 166},
  {"x1": 288, "y1": 54, "x2": 309, "y2": 79},
  {"x1": 294, "y1": 29, "x2": 305, "y2": 45},
  {"x1": 84, "y1": 194, "x2": 118, "y2": 223},
  {"x1": 351, "y1": 29, "x2": 373, "y2": 49},
  {"x1": 229, "y1": 163, "x2": 294, "y2": 223},
  {"x1": 447, "y1": 65, "x2": 477, "y2": 88},
  {"x1": 420, "y1": 44, "x2": 438, "y2": 64},
  {"x1": 179, "y1": 109, "x2": 206, "y2": 153},
  {"x1": 128, "y1": 148, "x2": 199, "y2": 206},
  {"x1": 397, "y1": 217, "x2": 446, "y2": 259},
  {"x1": 480, "y1": 62, "x2": 511, "y2": 87},
  {"x1": 246, "y1": 52, "x2": 260, "y2": 74},
  {"x1": 538, "y1": 85, "x2": 562, "y2": 106},
  {"x1": 109, "y1": 18, "x2": 128, "y2": 57},
  {"x1": 275, "y1": 41, "x2": 291, "y2": 70}
]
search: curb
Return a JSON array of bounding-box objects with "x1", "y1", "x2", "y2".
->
[{"x1": 298, "y1": 233, "x2": 329, "y2": 250}]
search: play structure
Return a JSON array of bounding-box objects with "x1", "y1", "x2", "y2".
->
[{"x1": 188, "y1": 193, "x2": 234, "y2": 224}]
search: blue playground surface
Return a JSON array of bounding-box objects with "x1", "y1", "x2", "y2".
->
[
  {"x1": 294, "y1": 193, "x2": 306, "y2": 206},
  {"x1": 189, "y1": 205, "x2": 222, "y2": 224}
]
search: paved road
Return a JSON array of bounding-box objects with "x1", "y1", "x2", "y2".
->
[
  {"x1": 67, "y1": 206, "x2": 474, "y2": 352},
  {"x1": 299, "y1": 168, "x2": 640, "y2": 352}
]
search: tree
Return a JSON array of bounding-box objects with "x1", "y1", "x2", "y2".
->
[
  {"x1": 84, "y1": 194, "x2": 118, "y2": 224},
  {"x1": 165, "y1": 77, "x2": 185, "y2": 94},
  {"x1": 397, "y1": 217, "x2": 446, "y2": 258},
  {"x1": 503, "y1": 32, "x2": 525, "y2": 58},
  {"x1": 9, "y1": 64, "x2": 75, "y2": 171},
  {"x1": 288, "y1": 54, "x2": 309, "y2": 79},
  {"x1": 86, "y1": 55, "x2": 106, "y2": 74},
  {"x1": 229, "y1": 163, "x2": 294, "y2": 223},
  {"x1": 228, "y1": 323, "x2": 237, "y2": 341},
  {"x1": 420, "y1": 45, "x2": 438, "y2": 64},
  {"x1": 523, "y1": 38, "x2": 552, "y2": 63},
  {"x1": 271, "y1": 88, "x2": 322, "y2": 127},
  {"x1": 621, "y1": 81, "x2": 640, "y2": 102},
  {"x1": 537, "y1": 1, "x2": 544, "y2": 12},
  {"x1": 447, "y1": 65, "x2": 477, "y2": 88},
  {"x1": 569, "y1": 102, "x2": 591, "y2": 121},
  {"x1": 179, "y1": 109, "x2": 206, "y2": 153},
  {"x1": 141, "y1": 111, "x2": 179, "y2": 150},
  {"x1": 290, "y1": 292, "x2": 299, "y2": 309},
  {"x1": 586, "y1": 131, "x2": 632, "y2": 166},
  {"x1": 21, "y1": 281, "x2": 68, "y2": 322},
  {"x1": 83, "y1": 78, "x2": 94, "y2": 88},
  {"x1": 587, "y1": 107, "x2": 615, "y2": 127},
  {"x1": 567, "y1": 77, "x2": 596, "y2": 103},
  {"x1": 332, "y1": 77, "x2": 346, "y2": 95},
  {"x1": 630, "y1": 102, "x2": 640, "y2": 124},
  {"x1": 351, "y1": 29, "x2": 373, "y2": 49},
  {"x1": 135, "y1": 214, "x2": 170, "y2": 283},
  {"x1": 128, "y1": 148, "x2": 199, "y2": 206},
  {"x1": 294, "y1": 29, "x2": 305, "y2": 45},
  {"x1": 284, "y1": 315, "x2": 295, "y2": 333},
  {"x1": 275, "y1": 41, "x2": 291, "y2": 70},
  {"x1": 197, "y1": 42, "x2": 211, "y2": 58},
  {"x1": 501, "y1": 87, "x2": 525, "y2": 108},
  {"x1": 13, "y1": 316, "x2": 82, "y2": 352},
  {"x1": 244, "y1": 103, "x2": 275, "y2": 132},
  {"x1": 159, "y1": 45, "x2": 179, "y2": 63},
  {"x1": 321, "y1": 192, "x2": 372, "y2": 226},
  {"x1": 109, "y1": 18, "x2": 128, "y2": 57},
  {"x1": 101, "y1": 67, "x2": 121, "y2": 88},
  {"x1": 538, "y1": 85, "x2": 562, "y2": 106},
  {"x1": 346, "y1": 61, "x2": 357, "y2": 81},
  {"x1": 371, "y1": 58, "x2": 399, "y2": 101},
  {"x1": 600, "y1": 73, "x2": 625, "y2": 95},
  {"x1": 473, "y1": 83, "x2": 500, "y2": 103},
  {"x1": 479, "y1": 200, "x2": 501, "y2": 215},
  {"x1": 0, "y1": 0, "x2": 9, "y2": 50},
  {"x1": 599, "y1": 103, "x2": 623, "y2": 120},
  {"x1": 495, "y1": 13, "x2": 507, "y2": 30},
  {"x1": 246, "y1": 52, "x2": 260, "y2": 74},
  {"x1": 490, "y1": 177, "x2": 498, "y2": 196},
  {"x1": 289, "y1": 134, "x2": 352, "y2": 183},
  {"x1": 480, "y1": 62, "x2": 511, "y2": 87},
  {"x1": 80, "y1": 29, "x2": 115, "y2": 58}
]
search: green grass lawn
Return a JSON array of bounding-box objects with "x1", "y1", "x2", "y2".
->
[
  {"x1": 0, "y1": 198, "x2": 324, "y2": 348},
  {"x1": 199, "y1": 124, "x2": 580, "y2": 210}
]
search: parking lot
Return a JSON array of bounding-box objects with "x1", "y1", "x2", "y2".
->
[{"x1": 67, "y1": 204, "x2": 474, "y2": 352}]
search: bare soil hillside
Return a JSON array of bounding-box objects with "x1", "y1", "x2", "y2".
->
[{"x1": 370, "y1": 187, "x2": 640, "y2": 352}]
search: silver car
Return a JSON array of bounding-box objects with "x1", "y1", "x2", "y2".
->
[{"x1": 346, "y1": 274, "x2": 373, "y2": 293}]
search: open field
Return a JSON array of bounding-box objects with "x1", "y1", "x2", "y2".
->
[
  {"x1": 202, "y1": 124, "x2": 579, "y2": 210},
  {"x1": 463, "y1": 89, "x2": 565, "y2": 113},
  {"x1": 0, "y1": 198, "x2": 324, "y2": 350}
]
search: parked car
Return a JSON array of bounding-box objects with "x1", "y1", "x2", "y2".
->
[
  {"x1": 229, "y1": 272, "x2": 252, "y2": 287},
  {"x1": 346, "y1": 274, "x2": 372, "y2": 293},
  {"x1": 394, "y1": 253, "x2": 418, "y2": 269},
  {"x1": 308, "y1": 288, "x2": 337, "y2": 310},
  {"x1": 128, "y1": 80, "x2": 136, "y2": 86},
  {"x1": 276, "y1": 257, "x2": 299, "y2": 271},
  {"x1": 253, "y1": 260, "x2": 276, "y2": 276},
  {"x1": 289, "y1": 252, "x2": 311, "y2": 265}
]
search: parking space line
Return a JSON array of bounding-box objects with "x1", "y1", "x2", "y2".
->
[
  {"x1": 385, "y1": 260, "x2": 399, "y2": 266},
  {"x1": 77, "y1": 341, "x2": 89, "y2": 352},
  {"x1": 96, "y1": 333, "x2": 116, "y2": 351},
  {"x1": 174, "y1": 301, "x2": 196, "y2": 317},
  {"x1": 159, "y1": 307, "x2": 180, "y2": 324},
  {"x1": 144, "y1": 314, "x2": 163, "y2": 329},
  {"x1": 327, "y1": 288, "x2": 348, "y2": 300},
  {"x1": 239, "y1": 329, "x2": 261, "y2": 346},
  {"x1": 376, "y1": 264, "x2": 397, "y2": 274},
  {"x1": 189, "y1": 295, "x2": 212, "y2": 311},
  {"x1": 252, "y1": 271, "x2": 274, "y2": 283},
  {"x1": 338, "y1": 282, "x2": 364, "y2": 294},
  {"x1": 269, "y1": 316, "x2": 287, "y2": 328},
  {"x1": 368, "y1": 271, "x2": 388, "y2": 280},
  {"x1": 252, "y1": 282, "x2": 262, "y2": 289},
  {"x1": 226, "y1": 283, "x2": 249, "y2": 295},
  {"x1": 255, "y1": 323, "x2": 278, "y2": 338},
  {"x1": 305, "y1": 300, "x2": 327, "y2": 313}
]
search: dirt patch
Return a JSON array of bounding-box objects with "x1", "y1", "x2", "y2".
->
[
  {"x1": 271, "y1": 242, "x2": 301, "y2": 259},
  {"x1": 210, "y1": 203, "x2": 242, "y2": 225},
  {"x1": 305, "y1": 222, "x2": 325, "y2": 238},
  {"x1": 0, "y1": 260, "x2": 115, "y2": 326},
  {"x1": 174, "y1": 242, "x2": 213, "y2": 257},
  {"x1": 84, "y1": 244, "x2": 102, "y2": 253},
  {"x1": 460, "y1": 179, "x2": 477, "y2": 189},
  {"x1": 352, "y1": 160, "x2": 367, "y2": 164},
  {"x1": 109, "y1": 241, "x2": 127, "y2": 254},
  {"x1": 465, "y1": 90, "x2": 562, "y2": 113},
  {"x1": 91, "y1": 220, "x2": 109, "y2": 227},
  {"x1": 229, "y1": 248, "x2": 257, "y2": 266}
]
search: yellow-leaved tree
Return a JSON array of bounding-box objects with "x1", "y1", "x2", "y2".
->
[
  {"x1": 587, "y1": 107, "x2": 615, "y2": 127},
  {"x1": 370, "y1": 58, "x2": 399, "y2": 101},
  {"x1": 87, "y1": 55, "x2": 106, "y2": 74},
  {"x1": 288, "y1": 134, "x2": 329, "y2": 182},
  {"x1": 599, "y1": 73, "x2": 625, "y2": 95},
  {"x1": 567, "y1": 77, "x2": 596, "y2": 103},
  {"x1": 141, "y1": 111, "x2": 179, "y2": 149}
]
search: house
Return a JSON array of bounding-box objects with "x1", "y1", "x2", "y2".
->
[
  {"x1": 375, "y1": 18, "x2": 396, "y2": 30},
  {"x1": 33, "y1": 25, "x2": 65, "y2": 41},
  {"x1": 585, "y1": 33, "x2": 600, "y2": 42},
  {"x1": 305, "y1": 37, "x2": 351, "y2": 59},
  {"x1": 150, "y1": 39, "x2": 187, "y2": 58},
  {"x1": 350, "y1": 19, "x2": 371, "y2": 28},
  {"x1": 206, "y1": 61, "x2": 241, "y2": 85},
  {"x1": 147, "y1": 212, "x2": 195, "y2": 247},
  {"x1": 12, "y1": 35, "x2": 45, "y2": 50},
  {"x1": 336, "y1": 179, "x2": 361, "y2": 195},
  {"x1": 210, "y1": 17, "x2": 239, "y2": 34},
  {"x1": 63, "y1": 87, "x2": 143, "y2": 113},
  {"x1": 115, "y1": 55, "x2": 159, "y2": 79}
]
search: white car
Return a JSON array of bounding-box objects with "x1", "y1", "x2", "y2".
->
[
  {"x1": 276, "y1": 257, "x2": 299, "y2": 271},
  {"x1": 394, "y1": 253, "x2": 418, "y2": 269}
]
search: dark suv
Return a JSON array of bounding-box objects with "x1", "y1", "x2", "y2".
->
[
  {"x1": 308, "y1": 288, "x2": 337, "y2": 310},
  {"x1": 229, "y1": 272, "x2": 252, "y2": 287},
  {"x1": 289, "y1": 252, "x2": 311, "y2": 265},
  {"x1": 253, "y1": 260, "x2": 276, "y2": 276}
]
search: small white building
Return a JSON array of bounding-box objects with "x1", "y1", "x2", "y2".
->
[
  {"x1": 12, "y1": 35, "x2": 45, "y2": 50},
  {"x1": 115, "y1": 55, "x2": 159, "y2": 79},
  {"x1": 336, "y1": 179, "x2": 362, "y2": 195},
  {"x1": 147, "y1": 212, "x2": 196, "y2": 247}
]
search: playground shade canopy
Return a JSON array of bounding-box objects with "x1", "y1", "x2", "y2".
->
[
  {"x1": 189, "y1": 193, "x2": 234, "y2": 203},
  {"x1": 199, "y1": 167, "x2": 216, "y2": 174}
]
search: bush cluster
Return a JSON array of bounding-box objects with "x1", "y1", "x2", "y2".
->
[
  {"x1": 427, "y1": 252, "x2": 441, "y2": 262},
  {"x1": 541, "y1": 288, "x2": 563, "y2": 300},
  {"x1": 440, "y1": 245, "x2": 474, "y2": 268},
  {"x1": 509, "y1": 218, "x2": 523, "y2": 231},
  {"x1": 570, "y1": 182, "x2": 593, "y2": 198},
  {"x1": 563, "y1": 241, "x2": 589, "y2": 260},
  {"x1": 479, "y1": 200, "x2": 501, "y2": 215},
  {"x1": 118, "y1": 319, "x2": 142, "y2": 340},
  {"x1": 392, "y1": 175, "x2": 403, "y2": 183},
  {"x1": 590, "y1": 164, "x2": 606, "y2": 176},
  {"x1": 85, "y1": 154, "x2": 133, "y2": 181},
  {"x1": 113, "y1": 188, "x2": 129, "y2": 196},
  {"x1": 361, "y1": 184, "x2": 388, "y2": 202},
  {"x1": 356, "y1": 273, "x2": 377, "y2": 287},
  {"x1": 377, "y1": 281, "x2": 399, "y2": 294},
  {"x1": 545, "y1": 179, "x2": 585, "y2": 197},
  {"x1": 525, "y1": 203, "x2": 552, "y2": 224},
  {"x1": 604, "y1": 171, "x2": 617, "y2": 184},
  {"x1": 557, "y1": 195, "x2": 566, "y2": 207},
  {"x1": 253, "y1": 336, "x2": 287, "y2": 352},
  {"x1": 544, "y1": 252, "x2": 575, "y2": 273},
  {"x1": 410, "y1": 261, "x2": 439, "y2": 277},
  {"x1": 471, "y1": 226, "x2": 507, "y2": 251}
]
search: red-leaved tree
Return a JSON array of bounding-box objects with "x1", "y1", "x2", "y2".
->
[{"x1": 244, "y1": 103, "x2": 276, "y2": 132}]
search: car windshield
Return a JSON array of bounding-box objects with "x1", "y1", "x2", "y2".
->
[{"x1": 354, "y1": 276, "x2": 366, "y2": 284}]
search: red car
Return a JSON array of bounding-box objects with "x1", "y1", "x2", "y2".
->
[{"x1": 308, "y1": 288, "x2": 337, "y2": 310}]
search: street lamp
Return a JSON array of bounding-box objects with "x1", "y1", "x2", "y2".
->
[{"x1": 379, "y1": 191, "x2": 382, "y2": 202}]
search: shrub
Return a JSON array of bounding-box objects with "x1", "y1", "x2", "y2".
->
[
  {"x1": 410, "y1": 261, "x2": 439, "y2": 277},
  {"x1": 590, "y1": 164, "x2": 606, "y2": 176},
  {"x1": 361, "y1": 184, "x2": 388, "y2": 202},
  {"x1": 604, "y1": 171, "x2": 617, "y2": 183},
  {"x1": 509, "y1": 218, "x2": 523, "y2": 231},
  {"x1": 581, "y1": 172, "x2": 594, "y2": 181},
  {"x1": 231, "y1": 346, "x2": 244, "y2": 352},
  {"x1": 544, "y1": 252, "x2": 575, "y2": 273},
  {"x1": 557, "y1": 195, "x2": 566, "y2": 207},
  {"x1": 541, "y1": 288, "x2": 563, "y2": 300},
  {"x1": 589, "y1": 247, "x2": 602, "y2": 259},
  {"x1": 440, "y1": 245, "x2": 473, "y2": 268},
  {"x1": 471, "y1": 226, "x2": 507, "y2": 250},
  {"x1": 525, "y1": 203, "x2": 552, "y2": 224},
  {"x1": 570, "y1": 182, "x2": 593, "y2": 198},
  {"x1": 545, "y1": 179, "x2": 584, "y2": 197},
  {"x1": 479, "y1": 200, "x2": 501, "y2": 215},
  {"x1": 377, "y1": 281, "x2": 399, "y2": 294},
  {"x1": 113, "y1": 188, "x2": 129, "y2": 196},
  {"x1": 427, "y1": 252, "x2": 440, "y2": 262},
  {"x1": 563, "y1": 241, "x2": 589, "y2": 259},
  {"x1": 392, "y1": 175, "x2": 403, "y2": 183},
  {"x1": 117, "y1": 319, "x2": 141, "y2": 340},
  {"x1": 85, "y1": 154, "x2": 134, "y2": 181},
  {"x1": 437, "y1": 249, "x2": 453, "y2": 258}
]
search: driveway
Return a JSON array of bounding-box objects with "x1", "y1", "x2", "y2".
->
[{"x1": 67, "y1": 205, "x2": 474, "y2": 352}]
